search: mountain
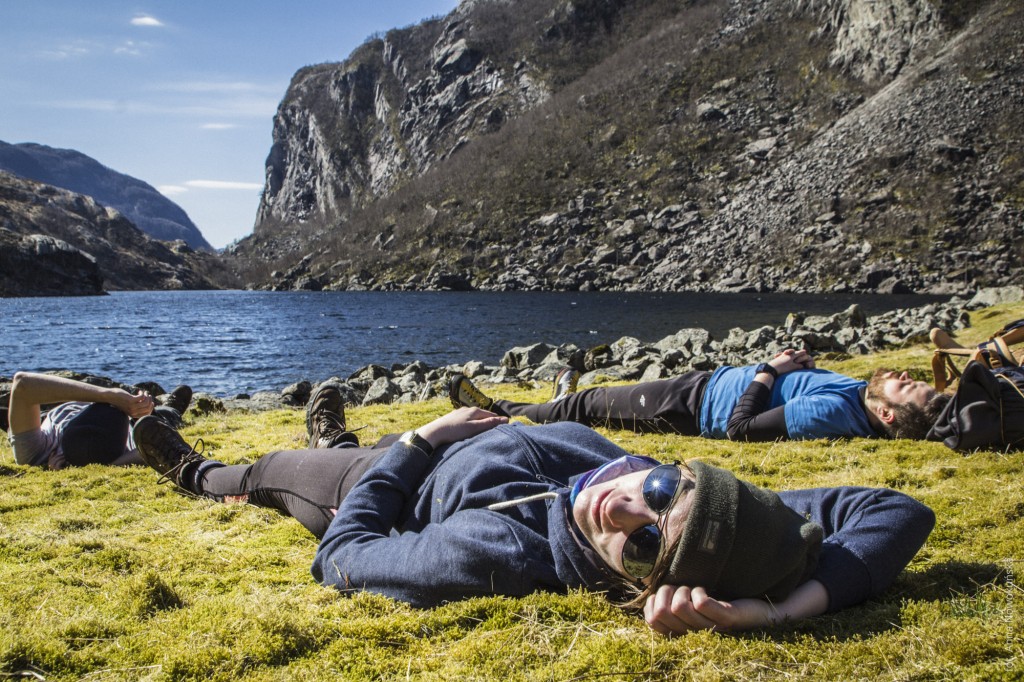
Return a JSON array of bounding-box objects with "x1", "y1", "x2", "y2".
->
[
  {"x1": 0, "y1": 170, "x2": 234, "y2": 295},
  {"x1": 0, "y1": 141, "x2": 213, "y2": 252},
  {"x1": 229, "y1": 0, "x2": 1023, "y2": 295}
]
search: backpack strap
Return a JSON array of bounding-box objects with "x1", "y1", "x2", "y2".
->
[
  {"x1": 931, "y1": 327, "x2": 971, "y2": 391},
  {"x1": 932, "y1": 347, "x2": 985, "y2": 391},
  {"x1": 979, "y1": 337, "x2": 1017, "y2": 369},
  {"x1": 930, "y1": 323, "x2": 1024, "y2": 390},
  {"x1": 995, "y1": 373, "x2": 1024, "y2": 449},
  {"x1": 993, "y1": 319, "x2": 1024, "y2": 366}
]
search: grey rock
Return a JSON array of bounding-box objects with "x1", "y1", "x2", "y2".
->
[
  {"x1": 281, "y1": 380, "x2": 312, "y2": 406},
  {"x1": 362, "y1": 377, "x2": 402, "y2": 405},
  {"x1": 968, "y1": 286, "x2": 1024, "y2": 308},
  {"x1": 502, "y1": 343, "x2": 557, "y2": 370},
  {"x1": 0, "y1": 230, "x2": 104, "y2": 297},
  {"x1": 191, "y1": 393, "x2": 226, "y2": 415}
]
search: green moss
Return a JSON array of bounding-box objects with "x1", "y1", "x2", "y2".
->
[{"x1": 1, "y1": 303, "x2": 1023, "y2": 679}]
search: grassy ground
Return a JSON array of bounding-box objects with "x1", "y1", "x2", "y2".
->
[{"x1": 2, "y1": 303, "x2": 1023, "y2": 681}]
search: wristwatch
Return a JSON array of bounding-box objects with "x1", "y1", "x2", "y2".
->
[
  {"x1": 754, "y1": 362, "x2": 779, "y2": 379},
  {"x1": 399, "y1": 430, "x2": 434, "y2": 457}
]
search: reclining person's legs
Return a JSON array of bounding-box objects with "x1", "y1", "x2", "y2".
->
[
  {"x1": 494, "y1": 372, "x2": 710, "y2": 435},
  {"x1": 198, "y1": 447, "x2": 384, "y2": 539},
  {"x1": 133, "y1": 415, "x2": 390, "y2": 540}
]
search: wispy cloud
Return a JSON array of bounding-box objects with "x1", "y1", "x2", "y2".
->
[
  {"x1": 114, "y1": 40, "x2": 148, "y2": 57},
  {"x1": 149, "y1": 81, "x2": 286, "y2": 95},
  {"x1": 201, "y1": 123, "x2": 237, "y2": 130},
  {"x1": 47, "y1": 94, "x2": 280, "y2": 118},
  {"x1": 186, "y1": 180, "x2": 263, "y2": 190},
  {"x1": 131, "y1": 15, "x2": 165, "y2": 27},
  {"x1": 158, "y1": 180, "x2": 263, "y2": 198},
  {"x1": 39, "y1": 38, "x2": 153, "y2": 60},
  {"x1": 40, "y1": 40, "x2": 99, "y2": 60}
]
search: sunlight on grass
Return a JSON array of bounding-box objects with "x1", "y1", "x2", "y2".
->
[{"x1": 1, "y1": 303, "x2": 1022, "y2": 680}]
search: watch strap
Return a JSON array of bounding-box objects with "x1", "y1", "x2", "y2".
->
[{"x1": 400, "y1": 430, "x2": 434, "y2": 457}]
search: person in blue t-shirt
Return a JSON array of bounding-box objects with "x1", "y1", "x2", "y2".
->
[{"x1": 450, "y1": 349, "x2": 950, "y2": 441}]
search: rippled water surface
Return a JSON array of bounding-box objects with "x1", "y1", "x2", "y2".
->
[{"x1": 1, "y1": 290, "x2": 947, "y2": 395}]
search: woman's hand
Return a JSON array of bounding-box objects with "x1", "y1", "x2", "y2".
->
[
  {"x1": 416, "y1": 407, "x2": 508, "y2": 449},
  {"x1": 643, "y1": 585, "x2": 779, "y2": 635},
  {"x1": 643, "y1": 580, "x2": 828, "y2": 636}
]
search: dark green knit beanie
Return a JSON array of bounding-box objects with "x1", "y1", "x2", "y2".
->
[{"x1": 663, "y1": 461, "x2": 823, "y2": 601}]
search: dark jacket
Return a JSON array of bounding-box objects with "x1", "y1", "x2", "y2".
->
[{"x1": 312, "y1": 422, "x2": 934, "y2": 611}]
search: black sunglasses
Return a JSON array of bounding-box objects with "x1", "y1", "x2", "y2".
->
[{"x1": 621, "y1": 464, "x2": 689, "y2": 581}]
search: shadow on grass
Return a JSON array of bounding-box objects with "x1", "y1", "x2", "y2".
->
[
  {"x1": 897, "y1": 560, "x2": 1009, "y2": 601},
  {"x1": 752, "y1": 560, "x2": 1006, "y2": 643},
  {"x1": 0, "y1": 464, "x2": 24, "y2": 477}
]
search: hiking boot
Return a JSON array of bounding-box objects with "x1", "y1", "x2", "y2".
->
[
  {"x1": 306, "y1": 383, "x2": 357, "y2": 449},
  {"x1": 163, "y1": 385, "x2": 193, "y2": 415},
  {"x1": 448, "y1": 374, "x2": 495, "y2": 411},
  {"x1": 551, "y1": 368, "x2": 580, "y2": 402},
  {"x1": 132, "y1": 415, "x2": 207, "y2": 489}
]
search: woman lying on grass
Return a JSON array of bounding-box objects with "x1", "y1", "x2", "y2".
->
[{"x1": 132, "y1": 383, "x2": 934, "y2": 636}]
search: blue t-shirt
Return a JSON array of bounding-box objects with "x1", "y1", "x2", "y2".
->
[{"x1": 699, "y1": 366, "x2": 875, "y2": 440}]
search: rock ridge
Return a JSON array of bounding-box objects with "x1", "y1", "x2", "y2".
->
[{"x1": 232, "y1": 0, "x2": 1023, "y2": 296}]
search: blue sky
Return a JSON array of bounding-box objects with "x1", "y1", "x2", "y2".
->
[{"x1": 0, "y1": 1, "x2": 460, "y2": 249}]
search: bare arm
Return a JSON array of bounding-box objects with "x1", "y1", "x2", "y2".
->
[
  {"x1": 643, "y1": 579, "x2": 829, "y2": 636},
  {"x1": 726, "y1": 349, "x2": 817, "y2": 440},
  {"x1": 7, "y1": 371, "x2": 154, "y2": 435},
  {"x1": 415, "y1": 406, "x2": 509, "y2": 449}
]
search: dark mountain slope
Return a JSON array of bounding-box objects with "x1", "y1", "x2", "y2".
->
[
  {"x1": 229, "y1": 0, "x2": 1023, "y2": 295},
  {"x1": 0, "y1": 141, "x2": 213, "y2": 252},
  {"x1": 0, "y1": 171, "x2": 234, "y2": 294}
]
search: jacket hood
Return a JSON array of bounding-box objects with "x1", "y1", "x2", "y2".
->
[{"x1": 546, "y1": 482, "x2": 631, "y2": 601}]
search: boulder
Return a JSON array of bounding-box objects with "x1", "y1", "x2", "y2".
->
[{"x1": 0, "y1": 231, "x2": 104, "y2": 297}]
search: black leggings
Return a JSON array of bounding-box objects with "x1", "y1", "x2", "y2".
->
[
  {"x1": 494, "y1": 371, "x2": 710, "y2": 436},
  {"x1": 195, "y1": 435, "x2": 396, "y2": 540}
]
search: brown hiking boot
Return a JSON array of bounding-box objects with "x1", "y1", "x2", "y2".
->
[{"x1": 306, "y1": 383, "x2": 358, "y2": 448}]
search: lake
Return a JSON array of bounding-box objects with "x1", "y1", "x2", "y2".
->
[{"x1": 1, "y1": 290, "x2": 949, "y2": 395}]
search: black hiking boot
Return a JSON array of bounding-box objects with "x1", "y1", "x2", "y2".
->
[
  {"x1": 132, "y1": 415, "x2": 207, "y2": 490},
  {"x1": 306, "y1": 383, "x2": 357, "y2": 449},
  {"x1": 163, "y1": 385, "x2": 193, "y2": 415},
  {"x1": 448, "y1": 374, "x2": 495, "y2": 411},
  {"x1": 551, "y1": 368, "x2": 580, "y2": 402}
]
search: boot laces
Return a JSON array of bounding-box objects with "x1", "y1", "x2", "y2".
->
[{"x1": 157, "y1": 438, "x2": 206, "y2": 487}]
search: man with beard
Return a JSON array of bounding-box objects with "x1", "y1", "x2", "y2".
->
[{"x1": 450, "y1": 349, "x2": 949, "y2": 441}]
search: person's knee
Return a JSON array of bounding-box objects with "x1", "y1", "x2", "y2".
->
[{"x1": 61, "y1": 404, "x2": 129, "y2": 466}]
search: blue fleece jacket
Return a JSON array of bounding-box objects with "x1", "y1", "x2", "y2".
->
[{"x1": 312, "y1": 422, "x2": 934, "y2": 611}]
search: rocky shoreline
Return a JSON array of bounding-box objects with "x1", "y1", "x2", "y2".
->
[{"x1": 5, "y1": 287, "x2": 1017, "y2": 429}]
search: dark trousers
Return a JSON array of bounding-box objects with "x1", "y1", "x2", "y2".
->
[
  {"x1": 62, "y1": 404, "x2": 182, "y2": 467},
  {"x1": 494, "y1": 371, "x2": 711, "y2": 436},
  {"x1": 196, "y1": 435, "x2": 396, "y2": 540}
]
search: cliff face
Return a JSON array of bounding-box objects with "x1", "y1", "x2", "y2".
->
[
  {"x1": 234, "y1": 0, "x2": 1023, "y2": 295},
  {"x1": 254, "y1": 11, "x2": 549, "y2": 231},
  {"x1": 0, "y1": 171, "x2": 232, "y2": 295},
  {"x1": 0, "y1": 141, "x2": 214, "y2": 252}
]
